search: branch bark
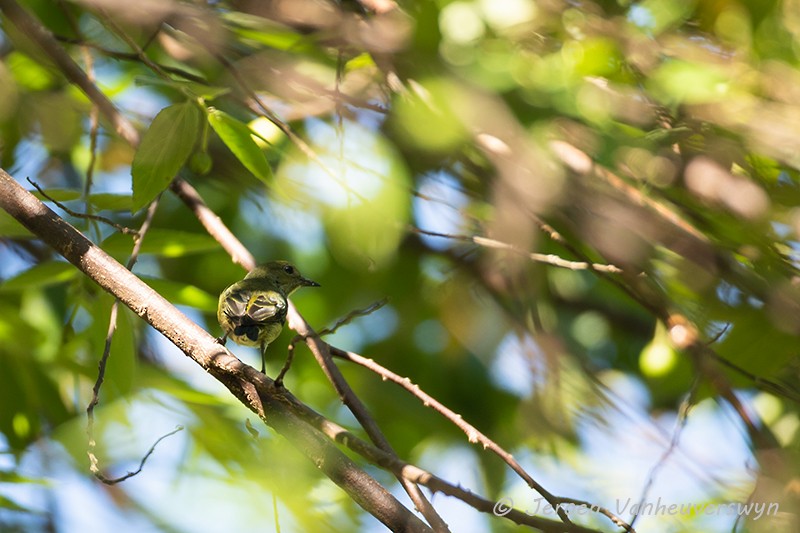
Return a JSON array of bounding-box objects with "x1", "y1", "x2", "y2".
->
[{"x1": 0, "y1": 168, "x2": 431, "y2": 533}]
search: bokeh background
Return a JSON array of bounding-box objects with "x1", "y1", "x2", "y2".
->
[{"x1": 1, "y1": 0, "x2": 799, "y2": 531}]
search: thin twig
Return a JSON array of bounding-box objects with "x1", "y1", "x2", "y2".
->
[
  {"x1": 286, "y1": 295, "x2": 452, "y2": 531},
  {"x1": 318, "y1": 298, "x2": 388, "y2": 337},
  {"x1": 90, "y1": 426, "x2": 184, "y2": 485},
  {"x1": 78, "y1": 40, "x2": 100, "y2": 223},
  {"x1": 412, "y1": 226, "x2": 623, "y2": 273},
  {"x1": 629, "y1": 378, "x2": 699, "y2": 530},
  {"x1": 549, "y1": 139, "x2": 710, "y2": 245},
  {"x1": 274, "y1": 341, "x2": 296, "y2": 386},
  {"x1": 7, "y1": 3, "x2": 624, "y2": 527},
  {"x1": 101, "y1": 14, "x2": 173, "y2": 83},
  {"x1": 55, "y1": 35, "x2": 207, "y2": 82},
  {"x1": 288, "y1": 304, "x2": 456, "y2": 531},
  {"x1": 0, "y1": 0, "x2": 255, "y2": 275},
  {"x1": 296, "y1": 393, "x2": 606, "y2": 533},
  {"x1": 9, "y1": 170, "x2": 428, "y2": 529},
  {"x1": 279, "y1": 299, "x2": 388, "y2": 381},
  {"x1": 535, "y1": 208, "x2": 785, "y2": 468},
  {"x1": 0, "y1": 0, "x2": 139, "y2": 145},
  {"x1": 712, "y1": 354, "x2": 800, "y2": 404},
  {"x1": 27, "y1": 178, "x2": 138, "y2": 235},
  {"x1": 87, "y1": 198, "x2": 160, "y2": 484},
  {"x1": 207, "y1": 49, "x2": 368, "y2": 203},
  {"x1": 540, "y1": 208, "x2": 784, "y2": 451},
  {"x1": 325, "y1": 347, "x2": 627, "y2": 529}
]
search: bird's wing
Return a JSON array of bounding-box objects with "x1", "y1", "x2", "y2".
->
[
  {"x1": 247, "y1": 292, "x2": 287, "y2": 323},
  {"x1": 224, "y1": 290, "x2": 286, "y2": 325}
]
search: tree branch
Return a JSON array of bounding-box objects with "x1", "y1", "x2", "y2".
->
[
  {"x1": 0, "y1": 169, "x2": 431, "y2": 533},
  {"x1": 327, "y1": 346, "x2": 632, "y2": 532},
  {"x1": 287, "y1": 304, "x2": 453, "y2": 531},
  {"x1": 0, "y1": 0, "x2": 139, "y2": 146},
  {"x1": 288, "y1": 397, "x2": 605, "y2": 533}
]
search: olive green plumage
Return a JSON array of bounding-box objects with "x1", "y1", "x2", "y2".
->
[{"x1": 217, "y1": 260, "x2": 319, "y2": 373}]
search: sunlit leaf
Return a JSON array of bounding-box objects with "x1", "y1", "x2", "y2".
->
[
  {"x1": 101, "y1": 229, "x2": 219, "y2": 257},
  {"x1": 142, "y1": 277, "x2": 218, "y2": 312},
  {"x1": 207, "y1": 108, "x2": 273, "y2": 183},
  {"x1": 0, "y1": 261, "x2": 77, "y2": 291},
  {"x1": 0, "y1": 210, "x2": 32, "y2": 237},
  {"x1": 248, "y1": 117, "x2": 285, "y2": 148},
  {"x1": 648, "y1": 60, "x2": 731, "y2": 105},
  {"x1": 0, "y1": 337, "x2": 71, "y2": 451},
  {"x1": 221, "y1": 12, "x2": 309, "y2": 51},
  {"x1": 393, "y1": 77, "x2": 469, "y2": 153},
  {"x1": 345, "y1": 52, "x2": 375, "y2": 71},
  {"x1": 88, "y1": 193, "x2": 132, "y2": 211},
  {"x1": 6, "y1": 51, "x2": 54, "y2": 90},
  {"x1": 0, "y1": 493, "x2": 38, "y2": 512},
  {"x1": 132, "y1": 101, "x2": 201, "y2": 212},
  {"x1": 30, "y1": 189, "x2": 132, "y2": 211}
]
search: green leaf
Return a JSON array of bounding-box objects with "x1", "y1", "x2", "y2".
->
[
  {"x1": 346, "y1": 52, "x2": 376, "y2": 71},
  {"x1": 207, "y1": 108, "x2": 273, "y2": 183},
  {"x1": 0, "y1": 493, "x2": 37, "y2": 512},
  {"x1": 101, "y1": 229, "x2": 219, "y2": 257},
  {"x1": 0, "y1": 261, "x2": 77, "y2": 291},
  {"x1": 221, "y1": 12, "x2": 311, "y2": 52},
  {"x1": 88, "y1": 193, "x2": 132, "y2": 211},
  {"x1": 0, "y1": 470, "x2": 47, "y2": 484},
  {"x1": 30, "y1": 188, "x2": 80, "y2": 202},
  {"x1": 131, "y1": 101, "x2": 201, "y2": 212},
  {"x1": 234, "y1": 28, "x2": 307, "y2": 51},
  {"x1": 6, "y1": 51, "x2": 54, "y2": 91},
  {"x1": 0, "y1": 211, "x2": 32, "y2": 238},
  {"x1": 142, "y1": 277, "x2": 218, "y2": 312},
  {"x1": 31, "y1": 189, "x2": 132, "y2": 211}
]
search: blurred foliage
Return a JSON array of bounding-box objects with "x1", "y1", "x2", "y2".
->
[{"x1": 0, "y1": 0, "x2": 799, "y2": 531}]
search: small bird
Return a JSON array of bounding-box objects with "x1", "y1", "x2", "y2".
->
[{"x1": 217, "y1": 260, "x2": 319, "y2": 375}]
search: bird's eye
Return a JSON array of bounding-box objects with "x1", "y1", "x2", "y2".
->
[{"x1": 283, "y1": 265, "x2": 295, "y2": 275}]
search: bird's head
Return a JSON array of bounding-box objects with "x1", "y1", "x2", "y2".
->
[{"x1": 245, "y1": 260, "x2": 320, "y2": 296}]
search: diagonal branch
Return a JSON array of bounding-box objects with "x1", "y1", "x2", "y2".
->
[
  {"x1": 327, "y1": 345, "x2": 632, "y2": 532},
  {"x1": 287, "y1": 304, "x2": 452, "y2": 532},
  {"x1": 412, "y1": 226, "x2": 623, "y2": 273},
  {"x1": 0, "y1": 5, "x2": 620, "y2": 529},
  {"x1": 0, "y1": 169, "x2": 606, "y2": 532},
  {"x1": 0, "y1": 0, "x2": 139, "y2": 146},
  {"x1": 294, "y1": 401, "x2": 605, "y2": 533},
  {"x1": 0, "y1": 0, "x2": 249, "y2": 271},
  {"x1": 5, "y1": 4, "x2": 443, "y2": 526},
  {"x1": 0, "y1": 168, "x2": 431, "y2": 533}
]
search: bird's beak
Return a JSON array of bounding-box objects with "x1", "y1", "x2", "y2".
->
[{"x1": 302, "y1": 277, "x2": 320, "y2": 287}]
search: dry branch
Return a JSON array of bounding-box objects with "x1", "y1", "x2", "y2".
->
[{"x1": 0, "y1": 168, "x2": 431, "y2": 533}]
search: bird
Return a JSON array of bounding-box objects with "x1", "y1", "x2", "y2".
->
[{"x1": 217, "y1": 260, "x2": 319, "y2": 375}]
